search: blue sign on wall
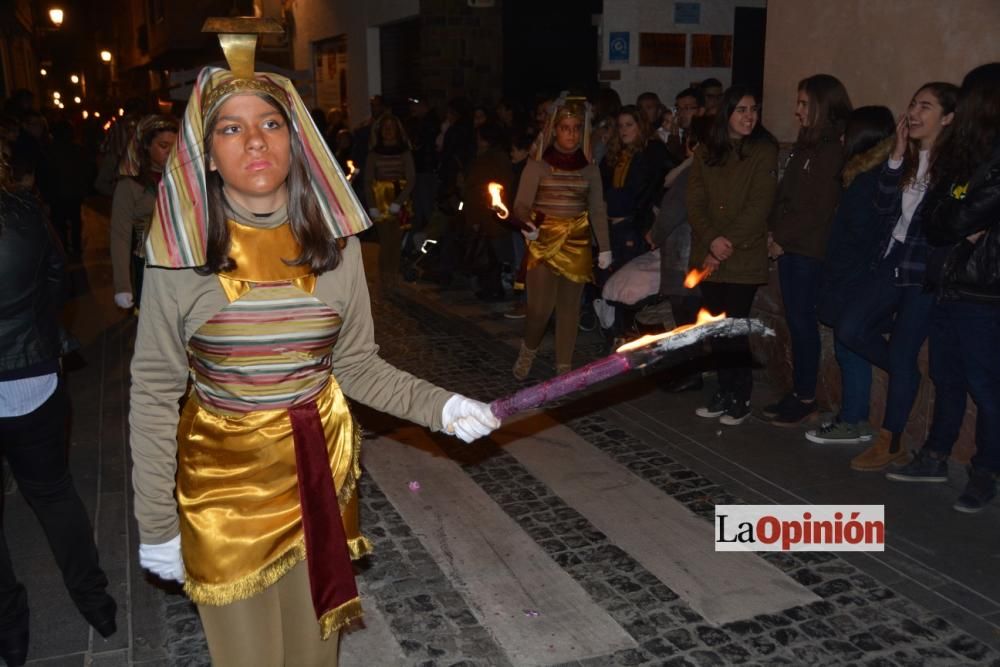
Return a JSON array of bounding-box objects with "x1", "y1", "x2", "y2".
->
[
  {"x1": 674, "y1": 2, "x2": 701, "y2": 25},
  {"x1": 609, "y1": 32, "x2": 630, "y2": 63}
]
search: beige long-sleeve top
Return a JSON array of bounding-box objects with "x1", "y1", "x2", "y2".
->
[
  {"x1": 109, "y1": 177, "x2": 155, "y2": 294},
  {"x1": 363, "y1": 150, "x2": 416, "y2": 207},
  {"x1": 129, "y1": 229, "x2": 452, "y2": 545}
]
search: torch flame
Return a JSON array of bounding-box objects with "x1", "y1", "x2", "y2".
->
[
  {"x1": 683, "y1": 266, "x2": 713, "y2": 289},
  {"x1": 616, "y1": 309, "x2": 726, "y2": 353},
  {"x1": 487, "y1": 182, "x2": 510, "y2": 220},
  {"x1": 346, "y1": 160, "x2": 358, "y2": 182}
]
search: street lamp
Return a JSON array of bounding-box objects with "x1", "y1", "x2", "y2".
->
[
  {"x1": 100, "y1": 50, "x2": 112, "y2": 63},
  {"x1": 48, "y1": 8, "x2": 64, "y2": 27},
  {"x1": 70, "y1": 74, "x2": 79, "y2": 84},
  {"x1": 73, "y1": 96, "x2": 81, "y2": 103},
  {"x1": 53, "y1": 91, "x2": 61, "y2": 99},
  {"x1": 40, "y1": 68, "x2": 47, "y2": 76}
]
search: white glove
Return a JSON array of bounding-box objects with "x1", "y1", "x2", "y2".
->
[
  {"x1": 521, "y1": 223, "x2": 539, "y2": 242},
  {"x1": 598, "y1": 251, "x2": 613, "y2": 270},
  {"x1": 441, "y1": 394, "x2": 500, "y2": 443},
  {"x1": 139, "y1": 534, "x2": 185, "y2": 583},
  {"x1": 368, "y1": 207, "x2": 382, "y2": 220},
  {"x1": 389, "y1": 203, "x2": 401, "y2": 214},
  {"x1": 114, "y1": 292, "x2": 134, "y2": 309}
]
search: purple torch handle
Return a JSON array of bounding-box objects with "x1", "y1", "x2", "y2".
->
[{"x1": 489, "y1": 354, "x2": 633, "y2": 420}]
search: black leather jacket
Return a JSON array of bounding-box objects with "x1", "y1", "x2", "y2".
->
[
  {"x1": 923, "y1": 142, "x2": 1000, "y2": 302},
  {"x1": 0, "y1": 190, "x2": 72, "y2": 378}
]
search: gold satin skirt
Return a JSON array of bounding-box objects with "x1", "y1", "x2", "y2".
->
[
  {"x1": 526, "y1": 212, "x2": 593, "y2": 284},
  {"x1": 371, "y1": 179, "x2": 413, "y2": 224},
  {"x1": 176, "y1": 379, "x2": 371, "y2": 607}
]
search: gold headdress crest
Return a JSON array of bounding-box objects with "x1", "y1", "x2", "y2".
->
[{"x1": 200, "y1": 17, "x2": 288, "y2": 118}]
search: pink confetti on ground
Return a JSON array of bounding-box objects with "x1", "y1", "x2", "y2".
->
[{"x1": 408, "y1": 481, "x2": 421, "y2": 491}]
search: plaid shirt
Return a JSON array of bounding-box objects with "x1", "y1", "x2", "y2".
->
[{"x1": 873, "y1": 160, "x2": 931, "y2": 287}]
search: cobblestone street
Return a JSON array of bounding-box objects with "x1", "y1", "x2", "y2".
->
[{"x1": 11, "y1": 205, "x2": 1000, "y2": 666}]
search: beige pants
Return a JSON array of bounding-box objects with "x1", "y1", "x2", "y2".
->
[
  {"x1": 198, "y1": 561, "x2": 339, "y2": 666},
  {"x1": 523, "y1": 262, "x2": 585, "y2": 369}
]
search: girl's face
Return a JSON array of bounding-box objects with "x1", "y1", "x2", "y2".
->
[
  {"x1": 728, "y1": 95, "x2": 759, "y2": 140},
  {"x1": 617, "y1": 113, "x2": 640, "y2": 146},
  {"x1": 554, "y1": 116, "x2": 583, "y2": 151},
  {"x1": 208, "y1": 94, "x2": 291, "y2": 213},
  {"x1": 380, "y1": 119, "x2": 399, "y2": 145},
  {"x1": 907, "y1": 88, "x2": 954, "y2": 148},
  {"x1": 794, "y1": 89, "x2": 811, "y2": 128},
  {"x1": 148, "y1": 130, "x2": 177, "y2": 169}
]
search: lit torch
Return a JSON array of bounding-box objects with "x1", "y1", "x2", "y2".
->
[
  {"x1": 487, "y1": 182, "x2": 509, "y2": 219},
  {"x1": 345, "y1": 160, "x2": 358, "y2": 182},
  {"x1": 683, "y1": 266, "x2": 713, "y2": 289},
  {"x1": 488, "y1": 311, "x2": 774, "y2": 420}
]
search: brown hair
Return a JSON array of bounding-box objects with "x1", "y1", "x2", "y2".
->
[
  {"x1": 900, "y1": 82, "x2": 958, "y2": 189},
  {"x1": 603, "y1": 104, "x2": 649, "y2": 167},
  {"x1": 796, "y1": 74, "x2": 853, "y2": 145},
  {"x1": 197, "y1": 93, "x2": 343, "y2": 276}
]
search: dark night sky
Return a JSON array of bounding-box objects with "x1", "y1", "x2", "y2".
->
[{"x1": 503, "y1": 0, "x2": 604, "y2": 102}]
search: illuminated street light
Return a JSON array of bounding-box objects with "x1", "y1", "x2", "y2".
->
[
  {"x1": 83, "y1": 110, "x2": 89, "y2": 119},
  {"x1": 40, "y1": 68, "x2": 48, "y2": 76},
  {"x1": 94, "y1": 111, "x2": 100, "y2": 118},
  {"x1": 73, "y1": 96, "x2": 81, "y2": 103},
  {"x1": 53, "y1": 91, "x2": 61, "y2": 99},
  {"x1": 118, "y1": 107, "x2": 124, "y2": 116},
  {"x1": 70, "y1": 74, "x2": 80, "y2": 84},
  {"x1": 49, "y1": 8, "x2": 64, "y2": 27},
  {"x1": 100, "y1": 50, "x2": 112, "y2": 63}
]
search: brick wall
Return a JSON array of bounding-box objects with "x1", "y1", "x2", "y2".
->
[{"x1": 418, "y1": 0, "x2": 503, "y2": 104}]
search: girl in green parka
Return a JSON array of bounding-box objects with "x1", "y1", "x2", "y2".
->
[{"x1": 686, "y1": 84, "x2": 779, "y2": 426}]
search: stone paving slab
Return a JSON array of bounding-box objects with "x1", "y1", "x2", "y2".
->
[
  {"x1": 365, "y1": 434, "x2": 636, "y2": 665},
  {"x1": 498, "y1": 412, "x2": 819, "y2": 624}
]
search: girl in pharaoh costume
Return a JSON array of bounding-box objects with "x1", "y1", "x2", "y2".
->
[
  {"x1": 511, "y1": 94, "x2": 613, "y2": 379},
  {"x1": 128, "y1": 18, "x2": 499, "y2": 665}
]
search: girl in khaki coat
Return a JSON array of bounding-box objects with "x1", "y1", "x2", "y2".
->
[{"x1": 687, "y1": 85, "x2": 779, "y2": 425}]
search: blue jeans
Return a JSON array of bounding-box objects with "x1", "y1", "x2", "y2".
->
[
  {"x1": 778, "y1": 253, "x2": 823, "y2": 400},
  {"x1": 837, "y1": 263, "x2": 933, "y2": 433},
  {"x1": 834, "y1": 337, "x2": 872, "y2": 423},
  {"x1": 925, "y1": 300, "x2": 1000, "y2": 473}
]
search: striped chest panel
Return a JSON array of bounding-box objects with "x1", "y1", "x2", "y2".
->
[
  {"x1": 187, "y1": 281, "x2": 341, "y2": 413},
  {"x1": 535, "y1": 169, "x2": 590, "y2": 219}
]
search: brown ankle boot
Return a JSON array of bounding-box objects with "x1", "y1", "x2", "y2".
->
[
  {"x1": 850, "y1": 429, "x2": 909, "y2": 471},
  {"x1": 555, "y1": 363, "x2": 571, "y2": 376},
  {"x1": 513, "y1": 342, "x2": 537, "y2": 380}
]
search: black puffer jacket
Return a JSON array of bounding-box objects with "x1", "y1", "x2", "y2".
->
[
  {"x1": 0, "y1": 189, "x2": 71, "y2": 377},
  {"x1": 923, "y1": 142, "x2": 1000, "y2": 302}
]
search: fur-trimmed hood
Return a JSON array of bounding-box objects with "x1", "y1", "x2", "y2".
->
[{"x1": 842, "y1": 136, "x2": 894, "y2": 188}]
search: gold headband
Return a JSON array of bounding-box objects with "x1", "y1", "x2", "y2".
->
[{"x1": 200, "y1": 17, "x2": 288, "y2": 118}]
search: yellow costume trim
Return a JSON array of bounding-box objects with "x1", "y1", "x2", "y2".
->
[
  {"x1": 526, "y1": 211, "x2": 593, "y2": 283},
  {"x1": 185, "y1": 540, "x2": 307, "y2": 606},
  {"x1": 319, "y1": 597, "x2": 365, "y2": 640}
]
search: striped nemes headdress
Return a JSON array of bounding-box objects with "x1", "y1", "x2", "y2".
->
[
  {"x1": 118, "y1": 114, "x2": 178, "y2": 178},
  {"x1": 145, "y1": 17, "x2": 370, "y2": 268}
]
